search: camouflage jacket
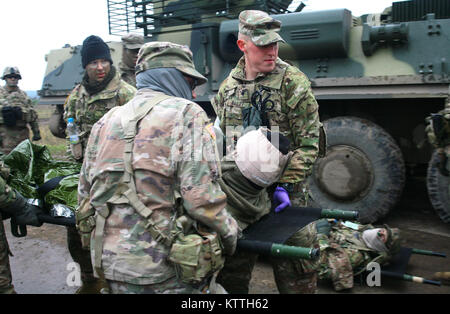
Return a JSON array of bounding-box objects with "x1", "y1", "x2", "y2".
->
[
  {"x1": 425, "y1": 101, "x2": 450, "y2": 151},
  {"x1": 63, "y1": 71, "x2": 136, "y2": 156},
  {"x1": 317, "y1": 221, "x2": 387, "y2": 290},
  {"x1": 212, "y1": 57, "x2": 321, "y2": 184},
  {"x1": 218, "y1": 160, "x2": 271, "y2": 230},
  {"x1": 0, "y1": 86, "x2": 39, "y2": 132},
  {"x1": 78, "y1": 89, "x2": 238, "y2": 285},
  {"x1": 119, "y1": 62, "x2": 137, "y2": 88},
  {"x1": 0, "y1": 169, "x2": 15, "y2": 210}
]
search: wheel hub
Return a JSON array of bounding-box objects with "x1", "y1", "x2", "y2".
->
[{"x1": 315, "y1": 145, "x2": 374, "y2": 201}]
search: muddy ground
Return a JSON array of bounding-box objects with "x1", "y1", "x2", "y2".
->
[{"x1": 4, "y1": 177, "x2": 450, "y2": 294}]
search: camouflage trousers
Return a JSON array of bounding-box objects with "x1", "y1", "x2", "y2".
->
[
  {"x1": 290, "y1": 181, "x2": 312, "y2": 208},
  {"x1": 317, "y1": 237, "x2": 354, "y2": 291},
  {"x1": 0, "y1": 214, "x2": 15, "y2": 294},
  {"x1": 106, "y1": 276, "x2": 207, "y2": 294},
  {"x1": 216, "y1": 222, "x2": 319, "y2": 294},
  {"x1": 0, "y1": 125, "x2": 29, "y2": 155}
]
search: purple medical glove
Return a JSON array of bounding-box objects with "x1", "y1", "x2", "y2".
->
[{"x1": 273, "y1": 186, "x2": 291, "y2": 213}]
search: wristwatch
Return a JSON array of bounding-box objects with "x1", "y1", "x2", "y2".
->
[{"x1": 278, "y1": 183, "x2": 294, "y2": 194}]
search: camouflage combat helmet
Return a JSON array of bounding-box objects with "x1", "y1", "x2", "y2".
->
[
  {"x1": 2, "y1": 67, "x2": 22, "y2": 80},
  {"x1": 135, "y1": 41, "x2": 207, "y2": 86},
  {"x1": 384, "y1": 225, "x2": 401, "y2": 255},
  {"x1": 239, "y1": 10, "x2": 285, "y2": 46}
]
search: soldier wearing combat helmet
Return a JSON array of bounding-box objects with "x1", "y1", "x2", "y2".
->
[
  {"x1": 0, "y1": 67, "x2": 41, "y2": 154},
  {"x1": 212, "y1": 10, "x2": 325, "y2": 293}
]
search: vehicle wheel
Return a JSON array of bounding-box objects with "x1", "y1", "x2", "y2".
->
[
  {"x1": 426, "y1": 150, "x2": 450, "y2": 223},
  {"x1": 308, "y1": 116, "x2": 405, "y2": 223}
]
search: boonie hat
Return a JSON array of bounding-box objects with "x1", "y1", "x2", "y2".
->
[
  {"x1": 135, "y1": 41, "x2": 207, "y2": 86},
  {"x1": 2, "y1": 67, "x2": 22, "y2": 80},
  {"x1": 122, "y1": 33, "x2": 145, "y2": 49},
  {"x1": 239, "y1": 10, "x2": 285, "y2": 46}
]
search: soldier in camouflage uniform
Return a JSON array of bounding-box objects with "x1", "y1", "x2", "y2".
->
[
  {"x1": 426, "y1": 88, "x2": 450, "y2": 286},
  {"x1": 212, "y1": 10, "x2": 324, "y2": 206},
  {"x1": 216, "y1": 128, "x2": 319, "y2": 294},
  {"x1": 425, "y1": 88, "x2": 450, "y2": 185},
  {"x1": 0, "y1": 162, "x2": 43, "y2": 294},
  {"x1": 64, "y1": 35, "x2": 136, "y2": 161},
  {"x1": 212, "y1": 10, "x2": 323, "y2": 294},
  {"x1": 119, "y1": 34, "x2": 145, "y2": 87},
  {"x1": 0, "y1": 67, "x2": 41, "y2": 154},
  {"x1": 63, "y1": 35, "x2": 136, "y2": 294},
  {"x1": 76, "y1": 41, "x2": 238, "y2": 294},
  {"x1": 315, "y1": 219, "x2": 401, "y2": 291}
]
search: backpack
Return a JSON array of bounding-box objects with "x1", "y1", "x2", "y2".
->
[{"x1": 76, "y1": 93, "x2": 224, "y2": 283}]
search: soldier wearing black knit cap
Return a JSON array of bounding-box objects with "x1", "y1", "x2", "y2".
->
[{"x1": 58, "y1": 35, "x2": 136, "y2": 294}]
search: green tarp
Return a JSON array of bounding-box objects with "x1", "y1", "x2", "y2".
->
[{"x1": 1, "y1": 140, "x2": 81, "y2": 211}]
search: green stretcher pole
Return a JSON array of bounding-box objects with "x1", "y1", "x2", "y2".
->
[
  {"x1": 381, "y1": 270, "x2": 441, "y2": 286},
  {"x1": 237, "y1": 239, "x2": 320, "y2": 260},
  {"x1": 411, "y1": 248, "x2": 447, "y2": 258},
  {"x1": 321, "y1": 209, "x2": 359, "y2": 220}
]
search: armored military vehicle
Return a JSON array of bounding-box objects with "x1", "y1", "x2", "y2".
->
[{"x1": 39, "y1": 0, "x2": 450, "y2": 223}]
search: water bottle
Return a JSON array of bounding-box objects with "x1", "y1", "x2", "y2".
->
[{"x1": 67, "y1": 117, "x2": 80, "y2": 145}]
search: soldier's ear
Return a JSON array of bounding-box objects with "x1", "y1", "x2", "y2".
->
[{"x1": 236, "y1": 39, "x2": 247, "y2": 53}]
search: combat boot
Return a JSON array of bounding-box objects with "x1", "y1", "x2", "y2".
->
[{"x1": 75, "y1": 272, "x2": 108, "y2": 294}]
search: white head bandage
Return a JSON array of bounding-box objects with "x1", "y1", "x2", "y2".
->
[
  {"x1": 362, "y1": 228, "x2": 388, "y2": 252},
  {"x1": 234, "y1": 128, "x2": 292, "y2": 188}
]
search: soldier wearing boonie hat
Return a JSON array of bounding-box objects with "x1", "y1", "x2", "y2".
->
[
  {"x1": 135, "y1": 41, "x2": 208, "y2": 100},
  {"x1": 136, "y1": 41, "x2": 207, "y2": 86},
  {"x1": 120, "y1": 34, "x2": 145, "y2": 87},
  {"x1": 78, "y1": 41, "x2": 238, "y2": 294},
  {"x1": 212, "y1": 10, "x2": 324, "y2": 293}
]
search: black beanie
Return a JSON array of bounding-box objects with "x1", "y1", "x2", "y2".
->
[{"x1": 81, "y1": 35, "x2": 113, "y2": 68}]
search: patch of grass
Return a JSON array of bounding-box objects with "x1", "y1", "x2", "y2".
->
[
  {"x1": 35, "y1": 104, "x2": 55, "y2": 120},
  {"x1": 47, "y1": 143, "x2": 68, "y2": 158},
  {"x1": 34, "y1": 105, "x2": 68, "y2": 160}
]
